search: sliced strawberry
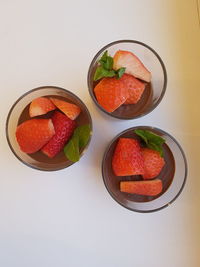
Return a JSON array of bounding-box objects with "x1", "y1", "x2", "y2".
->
[
  {"x1": 141, "y1": 148, "x2": 165, "y2": 179},
  {"x1": 29, "y1": 97, "x2": 56, "y2": 117},
  {"x1": 113, "y1": 50, "x2": 151, "y2": 82},
  {"x1": 50, "y1": 98, "x2": 81, "y2": 120},
  {"x1": 41, "y1": 111, "x2": 76, "y2": 158},
  {"x1": 94, "y1": 77, "x2": 128, "y2": 112},
  {"x1": 16, "y1": 119, "x2": 55, "y2": 154},
  {"x1": 112, "y1": 138, "x2": 144, "y2": 176},
  {"x1": 120, "y1": 179, "x2": 162, "y2": 196},
  {"x1": 119, "y1": 74, "x2": 146, "y2": 104}
]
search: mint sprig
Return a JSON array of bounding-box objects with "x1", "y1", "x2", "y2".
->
[
  {"x1": 93, "y1": 51, "x2": 125, "y2": 81},
  {"x1": 64, "y1": 124, "x2": 91, "y2": 162},
  {"x1": 134, "y1": 129, "x2": 166, "y2": 157}
]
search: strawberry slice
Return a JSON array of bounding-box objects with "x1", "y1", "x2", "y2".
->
[
  {"x1": 50, "y1": 98, "x2": 81, "y2": 120},
  {"x1": 141, "y1": 148, "x2": 165, "y2": 179},
  {"x1": 94, "y1": 77, "x2": 128, "y2": 112},
  {"x1": 112, "y1": 138, "x2": 144, "y2": 176},
  {"x1": 29, "y1": 97, "x2": 56, "y2": 117},
  {"x1": 16, "y1": 119, "x2": 55, "y2": 153},
  {"x1": 120, "y1": 179, "x2": 162, "y2": 196},
  {"x1": 41, "y1": 111, "x2": 76, "y2": 158},
  {"x1": 113, "y1": 50, "x2": 151, "y2": 82},
  {"x1": 120, "y1": 74, "x2": 146, "y2": 104}
]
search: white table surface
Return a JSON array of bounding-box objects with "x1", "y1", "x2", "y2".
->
[{"x1": 0, "y1": 0, "x2": 200, "y2": 266}]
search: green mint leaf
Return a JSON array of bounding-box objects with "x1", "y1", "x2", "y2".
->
[
  {"x1": 102, "y1": 56, "x2": 113, "y2": 70},
  {"x1": 64, "y1": 136, "x2": 80, "y2": 162},
  {"x1": 134, "y1": 129, "x2": 148, "y2": 144},
  {"x1": 134, "y1": 129, "x2": 165, "y2": 157},
  {"x1": 74, "y1": 124, "x2": 91, "y2": 148},
  {"x1": 116, "y1": 67, "x2": 126, "y2": 79},
  {"x1": 98, "y1": 50, "x2": 108, "y2": 63},
  {"x1": 94, "y1": 66, "x2": 115, "y2": 81}
]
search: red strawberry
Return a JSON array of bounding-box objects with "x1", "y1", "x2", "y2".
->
[
  {"x1": 41, "y1": 111, "x2": 76, "y2": 158},
  {"x1": 50, "y1": 98, "x2": 81, "y2": 120},
  {"x1": 16, "y1": 119, "x2": 55, "y2": 153},
  {"x1": 94, "y1": 77, "x2": 128, "y2": 112},
  {"x1": 120, "y1": 74, "x2": 146, "y2": 104},
  {"x1": 113, "y1": 50, "x2": 152, "y2": 82},
  {"x1": 29, "y1": 97, "x2": 56, "y2": 117},
  {"x1": 120, "y1": 179, "x2": 162, "y2": 196},
  {"x1": 141, "y1": 148, "x2": 165, "y2": 179},
  {"x1": 112, "y1": 138, "x2": 144, "y2": 176}
]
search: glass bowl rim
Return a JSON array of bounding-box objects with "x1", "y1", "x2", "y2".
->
[
  {"x1": 5, "y1": 85, "x2": 93, "y2": 172},
  {"x1": 101, "y1": 125, "x2": 188, "y2": 213},
  {"x1": 87, "y1": 39, "x2": 167, "y2": 120}
]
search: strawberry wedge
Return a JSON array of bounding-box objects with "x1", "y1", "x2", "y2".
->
[
  {"x1": 113, "y1": 50, "x2": 151, "y2": 82},
  {"x1": 50, "y1": 98, "x2": 81, "y2": 120},
  {"x1": 120, "y1": 74, "x2": 146, "y2": 104},
  {"x1": 94, "y1": 77, "x2": 128, "y2": 112},
  {"x1": 112, "y1": 138, "x2": 144, "y2": 176},
  {"x1": 29, "y1": 97, "x2": 56, "y2": 117},
  {"x1": 120, "y1": 179, "x2": 162, "y2": 196},
  {"x1": 141, "y1": 148, "x2": 165, "y2": 179},
  {"x1": 16, "y1": 119, "x2": 55, "y2": 153},
  {"x1": 41, "y1": 111, "x2": 76, "y2": 158}
]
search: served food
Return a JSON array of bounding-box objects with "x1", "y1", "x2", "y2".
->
[
  {"x1": 112, "y1": 129, "x2": 170, "y2": 198},
  {"x1": 93, "y1": 50, "x2": 151, "y2": 113},
  {"x1": 15, "y1": 96, "x2": 91, "y2": 163}
]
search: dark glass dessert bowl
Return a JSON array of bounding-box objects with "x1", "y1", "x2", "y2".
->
[
  {"x1": 102, "y1": 126, "x2": 187, "y2": 212},
  {"x1": 6, "y1": 86, "x2": 93, "y2": 171},
  {"x1": 88, "y1": 40, "x2": 167, "y2": 120}
]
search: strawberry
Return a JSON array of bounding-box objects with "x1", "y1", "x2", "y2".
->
[
  {"x1": 112, "y1": 138, "x2": 144, "y2": 176},
  {"x1": 50, "y1": 98, "x2": 81, "y2": 120},
  {"x1": 120, "y1": 179, "x2": 162, "y2": 196},
  {"x1": 141, "y1": 148, "x2": 165, "y2": 179},
  {"x1": 41, "y1": 111, "x2": 76, "y2": 158},
  {"x1": 113, "y1": 50, "x2": 151, "y2": 82},
  {"x1": 120, "y1": 74, "x2": 146, "y2": 104},
  {"x1": 16, "y1": 119, "x2": 55, "y2": 154},
  {"x1": 94, "y1": 77, "x2": 128, "y2": 112},
  {"x1": 29, "y1": 97, "x2": 56, "y2": 117}
]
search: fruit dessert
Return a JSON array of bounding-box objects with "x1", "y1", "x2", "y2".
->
[
  {"x1": 16, "y1": 96, "x2": 91, "y2": 163},
  {"x1": 112, "y1": 129, "x2": 175, "y2": 201},
  {"x1": 93, "y1": 50, "x2": 152, "y2": 114}
]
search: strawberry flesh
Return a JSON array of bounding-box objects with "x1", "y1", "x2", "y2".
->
[
  {"x1": 120, "y1": 179, "x2": 162, "y2": 196},
  {"x1": 41, "y1": 111, "x2": 76, "y2": 158},
  {"x1": 16, "y1": 119, "x2": 55, "y2": 153},
  {"x1": 113, "y1": 50, "x2": 151, "y2": 82},
  {"x1": 120, "y1": 74, "x2": 146, "y2": 104},
  {"x1": 50, "y1": 98, "x2": 81, "y2": 120},
  {"x1": 29, "y1": 97, "x2": 56, "y2": 117},
  {"x1": 94, "y1": 77, "x2": 129, "y2": 112},
  {"x1": 112, "y1": 138, "x2": 144, "y2": 176},
  {"x1": 141, "y1": 148, "x2": 165, "y2": 179}
]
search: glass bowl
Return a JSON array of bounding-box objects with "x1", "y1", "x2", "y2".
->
[
  {"x1": 102, "y1": 126, "x2": 187, "y2": 212},
  {"x1": 88, "y1": 40, "x2": 167, "y2": 120},
  {"x1": 6, "y1": 86, "x2": 92, "y2": 171}
]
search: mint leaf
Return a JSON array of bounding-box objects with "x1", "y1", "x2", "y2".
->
[
  {"x1": 64, "y1": 136, "x2": 80, "y2": 162},
  {"x1": 116, "y1": 67, "x2": 126, "y2": 79},
  {"x1": 99, "y1": 51, "x2": 108, "y2": 63},
  {"x1": 74, "y1": 124, "x2": 91, "y2": 148},
  {"x1": 94, "y1": 66, "x2": 115, "y2": 81},
  {"x1": 134, "y1": 129, "x2": 165, "y2": 157},
  {"x1": 94, "y1": 50, "x2": 125, "y2": 81},
  {"x1": 64, "y1": 124, "x2": 91, "y2": 162}
]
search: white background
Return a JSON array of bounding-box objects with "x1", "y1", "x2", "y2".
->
[{"x1": 0, "y1": 0, "x2": 200, "y2": 266}]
